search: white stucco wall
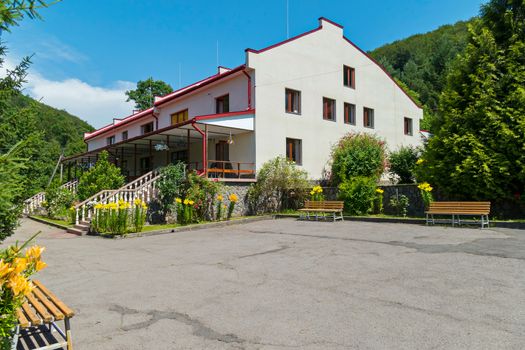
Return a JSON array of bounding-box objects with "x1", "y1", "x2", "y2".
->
[{"x1": 247, "y1": 18, "x2": 423, "y2": 179}]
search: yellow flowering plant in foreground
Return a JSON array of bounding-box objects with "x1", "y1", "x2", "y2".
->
[
  {"x1": 418, "y1": 182, "x2": 434, "y2": 209},
  {"x1": 227, "y1": 193, "x2": 238, "y2": 220},
  {"x1": 375, "y1": 188, "x2": 384, "y2": 214},
  {"x1": 175, "y1": 197, "x2": 197, "y2": 225},
  {"x1": 0, "y1": 233, "x2": 46, "y2": 348},
  {"x1": 309, "y1": 185, "x2": 324, "y2": 201}
]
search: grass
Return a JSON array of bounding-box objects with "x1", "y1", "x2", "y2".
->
[{"x1": 32, "y1": 215, "x2": 74, "y2": 227}]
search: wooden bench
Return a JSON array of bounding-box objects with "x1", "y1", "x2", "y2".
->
[
  {"x1": 298, "y1": 200, "x2": 344, "y2": 222},
  {"x1": 425, "y1": 201, "x2": 491, "y2": 229},
  {"x1": 14, "y1": 280, "x2": 74, "y2": 350}
]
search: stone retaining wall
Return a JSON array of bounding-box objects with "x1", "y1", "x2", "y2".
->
[{"x1": 221, "y1": 181, "x2": 252, "y2": 216}]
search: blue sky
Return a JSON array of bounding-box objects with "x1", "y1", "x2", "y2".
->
[{"x1": 4, "y1": 0, "x2": 485, "y2": 127}]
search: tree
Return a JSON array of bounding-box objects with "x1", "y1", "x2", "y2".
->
[
  {"x1": 388, "y1": 146, "x2": 420, "y2": 184},
  {"x1": 418, "y1": 1, "x2": 525, "y2": 202},
  {"x1": 0, "y1": 142, "x2": 26, "y2": 241},
  {"x1": 77, "y1": 151, "x2": 125, "y2": 201},
  {"x1": 0, "y1": 0, "x2": 60, "y2": 32},
  {"x1": 125, "y1": 78, "x2": 173, "y2": 110}
]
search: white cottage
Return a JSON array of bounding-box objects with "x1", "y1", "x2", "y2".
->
[{"x1": 64, "y1": 18, "x2": 422, "y2": 181}]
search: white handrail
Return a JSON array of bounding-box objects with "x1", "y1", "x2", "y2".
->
[{"x1": 24, "y1": 179, "x2": 79, "y2": 215}]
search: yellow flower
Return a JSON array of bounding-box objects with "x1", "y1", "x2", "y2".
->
[
  {"x1": 418, "y1": 182, "x2": 433, "y2": 192},
  {"x1": 26, "y1": 246, "x2": 45, "y2": 261},
  {"x1": 35, "y1": 260, "x2": 47, "y2": 272},
  {"x1": 12, "y1": 257, "x2": 28, "y2": 274},
  {"x1": 175, "y1": 198, "x2": 182, "y2": 204},
  {"x1": 229, "y1": 193, "x2": 238, "y2": 203},
  {"x1": 217, "y1": 194, "x2": 224, "y2": 202},
  {"x1": 183, "y1": 199, "x2": 189, "y2": 205},
  {"x1": 188, "y1": 200, "x2": 195, "y2": 206},
  {"x1": 94, "y1": 203, "x2": 104, "y2": 210},
  {"x1": 376, "y1": 188, "x2": 384, "y2": 194},
  {"x1": 134, "y1": 198, "x2": 142, "y2": 206},
  {"x1": 0, "y1": 260, "x2": 13, "y2": 279},
  {"x1": 141, "y1": 202, "x2": 148, "y2": 209},
  {"x1": 416, "y1": 158, "x2": 424, "y2": 165},
  {"x1": 8, "y1": 274, "x2": 32, "y2": 296},
  {"x1": 310, "y1": 191, "x2": 315, "y2": 195},
  {"x1": 69, "y1": 206, "x2": 75, "y2": 211}
]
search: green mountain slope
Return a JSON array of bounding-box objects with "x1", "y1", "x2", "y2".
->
[
  {"x1": 369, "y1": 20, "x2": 473, "y2": 115},
  {"x1": 0, "y1": 92, "x2": 94, "y2": 195}
]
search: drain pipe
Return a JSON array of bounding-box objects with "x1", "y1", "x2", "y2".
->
[{"x1": 242, "y1": 70, "x2": 252, "y2": 109}]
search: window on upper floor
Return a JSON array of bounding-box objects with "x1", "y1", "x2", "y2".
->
[
  {"x1": 122, "y1": 131, "x2": 128, "y2": 141},
  {"x1": 141, "y1": 122, "x2": 154, "y2": 135},
  {"x1": 363, "y1": 107, "x2": 374, "y2": 128},
  {"x1": 285, "y1": 88, "x2": 301, "y2": 114},
  {"x1": 216, "y1": 94, "x2": 229, "y2": 114},
  {"x1": 344, "y1": 103, "x2": 356, "y2": 125},
  {"x1": 343, "y1": 65, "x2": 355, "y2": 89},
  {"x1": 171, "y1": 109, "x2": 189, "y2": 125},
  {"x1": 323, "y1": 97, "x2": 336, "y2": 121},
  {"x1": 106, "y1": 135, "x2": 115, "y2": 145},
  {"x1": 404, "y1": 117, "x2": 413, "y2": 136},
  {"x1": 286, "y1": 138, "x2": 302, "y2": 165}
]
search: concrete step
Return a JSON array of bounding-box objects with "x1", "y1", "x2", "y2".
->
[
  {"x1": 80, "y1": 220, "x2": 91, "y2": 225},
  {"x1": 67, "y1": 227, "x2": 86, "y2": 236},
  {"x1": 74, "y1": 224, "x2": 90, "y2": 231}
]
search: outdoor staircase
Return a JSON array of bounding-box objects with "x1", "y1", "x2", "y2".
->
[
  {"x1": 72, "y1": 169, "x2": 162, "y2": 227},
  {"x1": 24, "y1": 179, "x2": 78, "y2": 215}
]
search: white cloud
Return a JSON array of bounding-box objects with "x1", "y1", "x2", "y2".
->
[
  {"x1": 3, "y1": 57, "x2": 135, "y2": 128},
  {"x1": 27, "y1": 71, "x2": 135, "y2": 128}
]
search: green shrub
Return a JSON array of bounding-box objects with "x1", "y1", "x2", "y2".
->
[
  {"x1": 43, "y1": 181, "x2": 75, "y2": 219},
  {"x1": 184, "y1": 172, "x2": 222, "y2": 221},
  {"x1": 247, "y1": 156, "x2": 309, "y2": 214},
  {"x1": 389, "y1": 195, "x2": 410, "y2": 217},
  {"x1": 338, "y1": 177, "x2": 377, "y2": 215},
  {"x1": 157, "y1": 163, "x2": 186, "y2": 216},
  {"x1": 388, "y1": 146, "x2": 420, "y2": 184},
  {"x1": 331, "y1": 133, "x2": 386, "y2": 185},
  {"x1": 77, "y1": 151, "x2": 125, "y2": 201}
]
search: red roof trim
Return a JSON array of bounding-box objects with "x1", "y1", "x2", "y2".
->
[
  {"x1": 193, "y1": 109, "x2": 255, "y2": 121},
  {"x1": 84, "y1": 108, "x2": 154, "y2": 141},
  {"x1": 318, "y1": 17, "x2": 344, "y2": 29},
  {"x1": 342, "y1": 36, "x2": 422, "y2": 109},
  {"x1": 154, "y1": 64, "x2": 246, "y2": 107},
  {"x1": 245, "y1": 27, "x2": 322, "y2": 54}
]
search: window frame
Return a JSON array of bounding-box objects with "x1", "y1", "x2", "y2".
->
[
  {"x1": 285, "y1": 88, "x2": 301, "y2": 115},
  {"x1": 106, "y1": 135, "x2": 115, "y2": 146},
  {"x1": 343, "y1": 65, "x2": 355, "y2": 89},
  {"x1": 344, "y1": 103, "x2": 356, "y2": 125},
  {"x1": 404, "y1": 117, "x2": 413, "y2": 136},
  {"x1": 171, "y1": 109, "x2": 189, "y2": 125},
  {"x1": 215, "y1": 94, "x2": 230, "y2": 114},
  {"x1": 121, "y1": 131, "x2": 128, "y2": 141},
  {"x1": 363, "y1": 107, "x2": 375, "y2": 129},
  {"x1": 322, "y1": 97, "x2": 336, "y2": 121},
  {"x1": 141, "y1": 122, "x2": 154, "y2": 135},
  {"x1": 285, "y1": 138, "x2": 302, "y2": 165}
]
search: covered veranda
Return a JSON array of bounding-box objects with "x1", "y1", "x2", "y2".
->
[{"x1": 62, "y1": 110, "x2": 256, "y2": 182}]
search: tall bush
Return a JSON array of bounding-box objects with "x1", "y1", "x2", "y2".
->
[
  {"x1": 388, "y1": 146, "x2": 420, "y2": 184},
  {"x1": 77, "y1": 151, "x2": 125, "y2": 201},
  {"x1": 247, "y1": 156, "x2": 309, "y2": 214},
  {"x1": 338, "y1": 177, "x2": 377, "y2": 215},
  {"x1": 330, "y1": 133, "x2": 386, "y2": 185},
  {"x1": 43, "y1": 181, "x2": 75, "y2": 219},
  {"x1": 156, "y1": 163, "x2": 186, "y2": 215},
  {"x1": 183, "y1": 172, "x2": 222, "y2": 221}
]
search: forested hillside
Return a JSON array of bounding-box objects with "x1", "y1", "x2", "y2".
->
[
  {"x1": 369, "y1": 20, "x2": 473, "y2": 130},
  {"x1": 0, "y1": 91, "x2": 94, "y2": 196}
]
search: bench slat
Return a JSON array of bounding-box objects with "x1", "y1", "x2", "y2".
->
[
  {"x1": 26, "y1": 293, "x2": 53, "y2": 323},
  {"x1": 33, "y1": 280, "x2": 75, "y2": 318},
  {"x1": 16, "y1": 308, "x2": 30, "y2": 329},
  {"x1": 32, "y1": 287, "x2": 65, "y2": 321},
  {"x1": 21, "y1": 302, "x2": 41, "y2": 326}
]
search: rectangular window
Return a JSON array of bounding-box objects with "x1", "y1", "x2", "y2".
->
[
  {"x1": 404, "y1": 117, "x2": 413, "y2": 136},
  {"x1": 106, "y1": 135, "x2": 115, "y2": 145},
  {"x1": 140, "y1": 157, "x2": 152, "y2": 173},
  {"x1": 171, "y1": 109, "x2": 189, "y2": 125},
  {"x1": 215, "y1": 94, "x2": 229, "y2": 113},
  {"x1": 286, "y1": 138, "x2": 302, "y2": 165},
  {"x1": 285, "y1": 88, "x2": 301, "y2": 114},
  {"x1": 344, "y1": 103, "x2": 356, "y2": 125},
  {"x1": 141, "y1": 122, "x2": 154, "y2": 135},
  {"x1": 323, "y1": 97, "x2": 336, "y2": 121},
  {"x1": 343, "y1": 65, "x2": 355, "y2": 88},
  {"x1": 121, "y1": 131, "x2": 128, "y2": 141},
  {"x1": 363, "y1": 107, "x2": 374, "y2": 128}
]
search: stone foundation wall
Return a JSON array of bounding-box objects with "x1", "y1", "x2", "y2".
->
[{"x1": 221, "y1": 181, "x2": 252, "y2": 216}]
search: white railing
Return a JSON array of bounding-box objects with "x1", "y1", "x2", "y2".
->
[
  {"x1": 74, "y1": 170, "x2": 161, "y2": 225},
  {"x1": 24, "y1": 179, "x2": 79, "y2": 215}
]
